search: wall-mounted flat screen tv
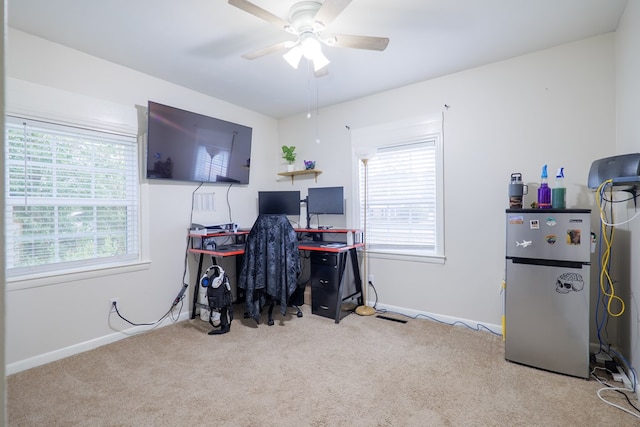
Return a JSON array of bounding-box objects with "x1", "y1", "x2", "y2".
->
[{"x1": 146, "y1": 101, "x2": 252, "y2": 184}]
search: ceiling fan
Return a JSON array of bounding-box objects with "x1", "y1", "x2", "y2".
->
[{"x1": 228, "y1": 0, "x2": 390, "y2": 76}]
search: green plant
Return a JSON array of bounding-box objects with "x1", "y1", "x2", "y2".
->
[{"x1": 281, "y1": 145, "x2": 296, "y2": 164}]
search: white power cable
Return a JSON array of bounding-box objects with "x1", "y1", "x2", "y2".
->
[
  {"x1": 597, "y1": 181, "x2": 640, "y2": 226},
  {"x1": 596, "y1": 387, "x2": 640, "y2": 420},
  {"x1": 600, "y1": 209, "x2": 640, "y2": 227}
]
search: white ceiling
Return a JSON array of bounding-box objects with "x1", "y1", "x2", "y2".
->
[{"x1": 7, "y1": 0, "x2": 629, "y2": 119}]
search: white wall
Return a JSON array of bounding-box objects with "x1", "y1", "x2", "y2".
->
[
  {"x1": 4, "y1": 29, "x2": 280, "y2": 372},
  {"x1": 5, "y1": 27, "x2": 621, "y2": 372},
  {"x1": 281, "y1": 34, "x2": 616, "y2": 330},
  {"x1": 615, "y1": 0, "x2": 640, "y2": 388}
]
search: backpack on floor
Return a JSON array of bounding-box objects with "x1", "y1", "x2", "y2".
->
[{"x1": 200, "y1": 264, "x2": 233, "y2": 335}]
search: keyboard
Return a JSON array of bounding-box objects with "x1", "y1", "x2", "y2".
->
[
  {"x1": 320, "y1": 242, "x2": 346, "y2": 248},
  {"x1": 297, "y1": 241, "x2": 346, "y2": 249},
  {"x1": 216, "y1": 243, "x2": 245, "y2": 251}
]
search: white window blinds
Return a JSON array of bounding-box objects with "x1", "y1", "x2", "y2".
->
[
  {"x1": 361, "y1": 140, "x2": 438, "y2": 251},
  {"x1": 353, "y1": 114, "x2": 444, "y2": 258},
  {"x1": 4, "y1": 116, "x2": 139, "y2": 277}
]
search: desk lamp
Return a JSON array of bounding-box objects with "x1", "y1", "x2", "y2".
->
[{"x1": 355, "y1": 148, "x2": 376, "y2": 316}]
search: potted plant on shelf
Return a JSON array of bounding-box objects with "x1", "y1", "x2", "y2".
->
[{"x1": 281, "y1": 145, "x2": 296, "y2": 171}]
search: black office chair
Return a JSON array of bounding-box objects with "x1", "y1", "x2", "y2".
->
[{"x1": 238, "y1": 214, "x2": 303, "y2": 325}]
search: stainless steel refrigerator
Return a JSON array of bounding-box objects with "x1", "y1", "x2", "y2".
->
[{"x1": 505, "y1": 209, "x2": 591, "y2": 378}]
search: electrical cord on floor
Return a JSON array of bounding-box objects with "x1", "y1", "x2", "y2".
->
[
  {"x1": 111, "y1": 298, "x2": 185, "y2": 327},
  {"x1": 596, "y1": 387, "x2": 640, "y2": 420},
  {"x1": 591, "y1": 366, "x2": 616, "y2": 387},
  {"x1": 591, "y1": 367, "x2": 640, "y2": 418},
  {"x1": 368, "y1": 281, "x2": 501, "y2": 336}
]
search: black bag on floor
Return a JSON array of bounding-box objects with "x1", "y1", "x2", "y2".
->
[{"x1": 200, "y1": 265, "x2": 233, "y2": 335}]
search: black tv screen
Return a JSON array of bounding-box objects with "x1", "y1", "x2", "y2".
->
[
  {"x1": 258, "y1": 191, "x2": 301, "y2": 216},
  {"x1": 307, "y1": 186, "x2": 344, "y2": 214},
  {"x1": 146, "y1": 101, "x2": 252, "y2": 184}
]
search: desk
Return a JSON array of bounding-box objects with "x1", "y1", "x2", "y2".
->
[{"x1": 188, "y1": 229, "x2": 364, "y2": 323}]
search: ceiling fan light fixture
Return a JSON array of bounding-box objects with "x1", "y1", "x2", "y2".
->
[
  {"x1": 284, "y1": 36, "x2": 330, "y2": 72},
  {"x1": 312, "y1": 51, "x2": 330, "y2": 72},
  {"x1": 283, "y1": 46, "x2": 303, "y2": 69},
  {"x1": 298, "y1": 36, "x2": 330, "y2": 71},
  {"x1": 300, "y1": 37, "x2": 322, "y2": 59}
]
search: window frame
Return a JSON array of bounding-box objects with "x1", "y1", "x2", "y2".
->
[
  {"x1": 4, "y1": 115, "x2": 141, "y2": 279},
  {"x1": 351, "y1": 115, "x2": 444, "y2": 263}
]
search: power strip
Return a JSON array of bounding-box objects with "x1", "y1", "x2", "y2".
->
[{"x1": 615, "y1": 366, "x2": 632, "y2": 388}]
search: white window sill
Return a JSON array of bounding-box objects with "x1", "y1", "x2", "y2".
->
[
  {"x1": 368, "y1": 250, "x2": 445, "y2": 264},
  {"x1": 6, "y1": 260, "x2": 151, "y2": 292}
]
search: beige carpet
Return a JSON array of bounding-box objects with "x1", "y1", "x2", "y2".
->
[{"x1": 7, "y1": 304, "x2": 638, "y2": 426}]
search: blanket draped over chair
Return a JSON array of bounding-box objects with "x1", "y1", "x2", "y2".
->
[{"x1": 239, "y1": 214, "x2": 301, "y2": 322}]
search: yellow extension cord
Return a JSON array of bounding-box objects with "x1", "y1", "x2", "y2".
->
[{"x1": 596, "y1": 179, "x2": 625, "y2": 317}]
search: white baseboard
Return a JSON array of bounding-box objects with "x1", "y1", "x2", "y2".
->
[
  {"x1": 374, "y1": 302, "x2": 502, "y2": 335},
  {"x1": 6, "y1": 311, "x2": 191, "y2": 375}
]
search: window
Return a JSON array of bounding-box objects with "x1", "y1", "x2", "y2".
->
[
  {"x1": 353, "y1": 115, "x2": 444, "y2": 259},
  {"x1": 194, "y1": 145, "x2": 230, "y2": 182},
  {"x1": 4, "y1": 116, "x2": 139, "y2": 278}
]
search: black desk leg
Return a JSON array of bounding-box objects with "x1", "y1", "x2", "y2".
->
[
  {"x1": 190, "y1": 254, "x2": 205, "y2": 319},
  {"x1": 349, "y1": 248, "x2": 364, "y2": 306},
  {"x1": 333, "y1": 252, "x2": 348, "y2": 324},
  {"x1": 330, "y1": 248, "x2": 363, "y2": 324}
]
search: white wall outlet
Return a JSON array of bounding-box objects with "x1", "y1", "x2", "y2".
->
[
  {"x1": 109, "y1": 298, "x2": 119, "y2": 313},
  {"x1": 368, "y1": 275, "x2": 374, "y2": 284}
]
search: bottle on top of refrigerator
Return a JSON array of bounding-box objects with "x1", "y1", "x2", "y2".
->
[
  {"x1": 552, "y1": 167, "x2": 566, "y2": 209},
  {"x1": 509, "y1": 173, "x2": 528, "y2": 209},
  {"x1": 537, "y1": 164, "x2": 551, "y2": 209}
]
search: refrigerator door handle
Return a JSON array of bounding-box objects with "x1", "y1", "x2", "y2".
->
[{"x1": 508, "y1": 257, "x2": 587, "y2": 269}]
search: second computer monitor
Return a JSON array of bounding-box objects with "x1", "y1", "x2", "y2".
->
[
  {"x1": 258, "y1": 191, "x2": 301, "y2": 216},
  {"x1": 307, "y1": 186, "x2": 344, "y2": 215}
]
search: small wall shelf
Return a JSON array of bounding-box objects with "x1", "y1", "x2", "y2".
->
[{"x1": 277, "y1": 169, "x2": 322, "y2": 184}]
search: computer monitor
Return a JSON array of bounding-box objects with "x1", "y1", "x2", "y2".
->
[
  {"x1": 307, "y1": 187, "x2": 344, "y2": 215},
  {"x1": 258, "y1": 191, "x2": 301, "y2": 216}
]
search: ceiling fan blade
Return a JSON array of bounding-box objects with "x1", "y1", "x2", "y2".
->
[
  {"x1": 241, "y1": 41, "x2": 292, "y2": 60},
  {"x1": 313, "y1": 0, "x2": 352, "y2": 27},
  {"x1": 330, "y1": 34, "x2": 390, "y2": 51},
  {"x1": 228, "y1": 0, "x2": 289, "y2": 29}
]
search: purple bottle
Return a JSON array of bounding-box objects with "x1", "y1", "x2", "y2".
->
[{"x1": 537, "y1": 164, "x2": 551, "y2": 209}]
